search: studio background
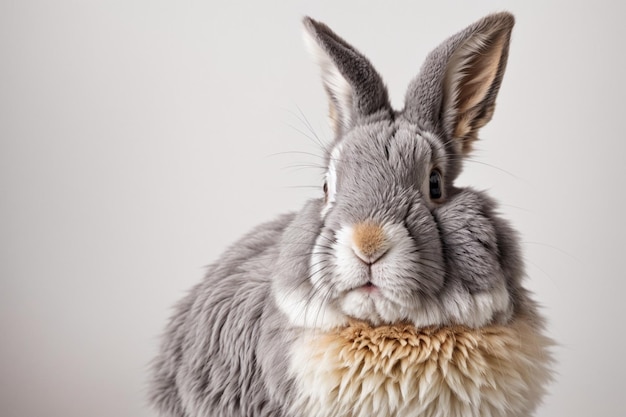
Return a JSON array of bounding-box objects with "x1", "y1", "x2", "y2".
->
[{"x1": 2, "y1": 1, "x2": 624, "y2": 416}]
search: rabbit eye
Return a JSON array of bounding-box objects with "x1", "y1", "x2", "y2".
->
[
  {"x1": 429, "y1": 170, "x2": 443, "y2": 200},
  {"x1": 323, "y1": 181, "x2": 328, "y2": 201}
]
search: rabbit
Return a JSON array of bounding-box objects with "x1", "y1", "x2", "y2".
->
[{"x1": 149, "y1": 12, "x2": 552, "y2": 417}]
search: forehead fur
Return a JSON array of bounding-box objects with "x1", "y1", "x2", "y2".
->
[{"x1": 326, "y1": 119, "x2": 447, "y2": 198}]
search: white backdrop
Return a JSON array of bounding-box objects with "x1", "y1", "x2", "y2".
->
[{"x1": 2, "y1": 1, "x2": 625, "y2": 416}]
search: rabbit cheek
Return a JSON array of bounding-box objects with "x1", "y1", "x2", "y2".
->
[
  {"x1": 436, "y1": 191, "x2": 507, "y2": 292},
  {"x1": 434, "y1": 190, "x2": 515, "y2": 325}
]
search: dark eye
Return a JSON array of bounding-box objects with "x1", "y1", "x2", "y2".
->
[
  {"x1": 429, "y1": 170, "x2": 443, "y2": 200},
  {"x1": 323, "y1": 181, "x2": 328, "y2": 195}
]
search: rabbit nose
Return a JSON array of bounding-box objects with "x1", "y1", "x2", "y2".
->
[{"x1": 352, "y1": 222, "x2": 389, "y2": 264}]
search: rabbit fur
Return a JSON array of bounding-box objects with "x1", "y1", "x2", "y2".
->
[{"x1": 149, "y1": 12, "x2": 552, "y2": 417}]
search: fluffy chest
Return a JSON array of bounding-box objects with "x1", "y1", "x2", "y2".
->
[{"x1": 288, "y1": 317, "x2": 551, "y2": 417}]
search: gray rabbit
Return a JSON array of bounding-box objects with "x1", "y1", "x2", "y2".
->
[{"x1": 149, "y1": 12, "x2": 552, "y2": 417}]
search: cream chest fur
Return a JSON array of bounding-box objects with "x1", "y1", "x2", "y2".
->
[{"x1": 289, "y1": 314, "x2": 551, "y2": 417}]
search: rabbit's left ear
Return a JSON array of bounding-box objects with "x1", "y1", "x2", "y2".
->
[
  {"x1": 404, "y1": 13, "x2": 514, "y2": 154},
  {"x1": 303, "y1": 17, "x2": 391, "y2": 140}
]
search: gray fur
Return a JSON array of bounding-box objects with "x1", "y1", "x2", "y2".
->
[{"x1": 149, "y1": 12, "x2": 545, "y2": 417}]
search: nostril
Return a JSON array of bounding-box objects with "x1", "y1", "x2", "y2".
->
[
  {"x1": 352, "y1": 247, "x2": 371, "y2": 265},
  {"x1": 352, "y1": 246, "x2": 388, "y2": 265}
]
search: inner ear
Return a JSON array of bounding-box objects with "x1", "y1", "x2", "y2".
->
[
  {"x1": 443, "y1": 28, "x2": 510, "y2": 153},
  {"x1": 453, "y1": 37, "x2": 504, "y2": 115}
]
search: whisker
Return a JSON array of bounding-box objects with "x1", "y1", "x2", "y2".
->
[
  {"x1": 266, "y1": 150, "x2": 327, "y2": 160},
  {"x1": 522, "y1": 241, "x2": 577, "y2": 262},
  {"x1": 283, "y1": 121, "x2": 325, "y2": 150}
]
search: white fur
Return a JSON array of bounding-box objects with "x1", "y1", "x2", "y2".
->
[
  {"x1": 273, "y1": 282, "x2": 347, "y2": 331},
  {"x1": 321, "y1": 143, "x2": 342, "y2": 218}
]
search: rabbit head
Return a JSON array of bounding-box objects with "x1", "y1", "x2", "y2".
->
[{"x1": 273, "y1": 13, "x2": 523, "y2": 331}]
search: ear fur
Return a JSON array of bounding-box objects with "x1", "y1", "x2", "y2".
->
[
  {"x1": 404, "y1": 13, "x2": 515, "y2": 154},
  {"x1": 302, "y1": 17, "x2": 391, "y2": 139}
]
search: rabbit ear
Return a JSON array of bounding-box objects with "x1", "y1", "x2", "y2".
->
[
  {"x1": 303, "y1": 17, "x2": 391, "y2": 139},
  {"x1": 403, "y1": 13, "x2": 514, "y2": 154}
]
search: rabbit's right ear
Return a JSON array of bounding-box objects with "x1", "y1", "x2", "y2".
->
[{"x1": 303, "y1": 17, "x2": 391, "y2": 139}]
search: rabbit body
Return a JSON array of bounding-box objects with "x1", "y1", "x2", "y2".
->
[{"x1": 150, "y1": 12, "x2": 552, "y2": 417}]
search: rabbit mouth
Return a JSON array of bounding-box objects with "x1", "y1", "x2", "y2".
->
[
  {"x1": 359, "y1": 281, "x2": 377, "y2": 292},
  {"x1": 338, "y1": 280, "x2": 423, "y2": 326}
]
